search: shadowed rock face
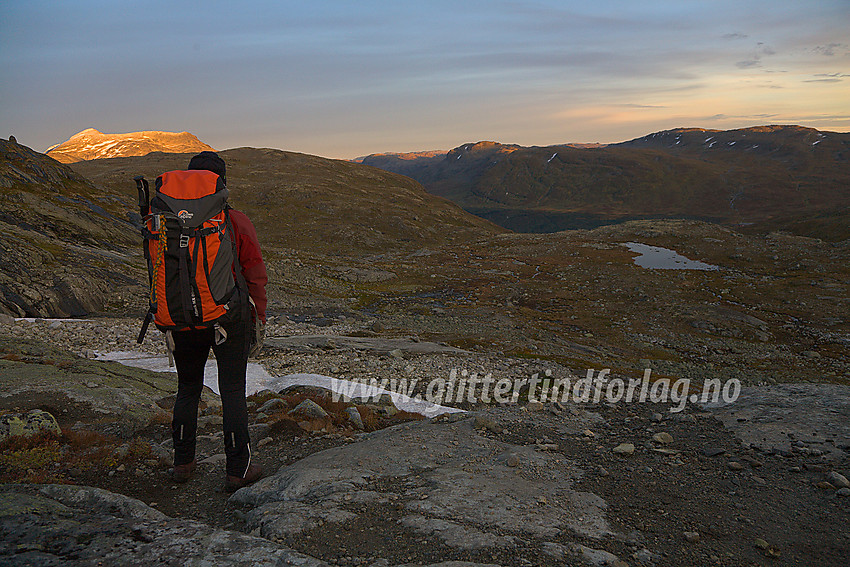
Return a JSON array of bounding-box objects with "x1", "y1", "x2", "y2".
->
[
  {"x1": 0, "y1": 138, "x2": 141, "y2": 317},
  {"x1": 46, "y1": 128, "x2": 215, "y2": 163}
]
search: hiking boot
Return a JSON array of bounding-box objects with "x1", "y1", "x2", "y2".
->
[
  {"x1": 224, "y1": 464, "x2": 264, "y2": 493},
  {"x1": 170, "y1": 459, "x2": 196, "y2": 483}
]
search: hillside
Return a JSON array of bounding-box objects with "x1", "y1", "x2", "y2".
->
[
  {"x1": 46, "y1": 128, "x2": 214, "y2": 163},
  {"x1": 0, "y1": 138, "x2": 140, "y2": 316},
  {"x1": 359, "y1": 126, "x2": 850, "y2": 236},
  {"x1": 71, "y1": 148, "x2": 503, "y2": 258},
  {"x1": 2, "y1": 214, "x2": 848, "y2": 566}
]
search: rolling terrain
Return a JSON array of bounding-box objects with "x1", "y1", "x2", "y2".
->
[
  {"x1": 1, "y1": 136, "x2": 503, "y2": 316},
  {"x1": 71, "y1": 147, "x2": 503, "y2": 258}
]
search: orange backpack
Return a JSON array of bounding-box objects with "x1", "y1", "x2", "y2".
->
[{"x1": 134, "y1": 170, "x2": 247, "y2": 342}]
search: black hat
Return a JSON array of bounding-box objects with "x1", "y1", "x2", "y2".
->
[{"x1": 188, "y1": 151, "x2": 226, "y2": 184}]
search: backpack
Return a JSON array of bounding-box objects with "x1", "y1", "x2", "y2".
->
[{"x1": 134, "y1": 170, "x2": 248, "y2": 343}]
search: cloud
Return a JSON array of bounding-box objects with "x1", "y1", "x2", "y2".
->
[
  {"x1": 756, "y1": 43, "x2": 776, "y2": 56},
  {"x1": 723, "y1": 33, "x2": 748, "y2": 40},
  {"x1": 734, "y1": 42, "x2": 778, "y2": 70},
  {"x1": 705, "y1": 113, "x2": 779, "y2": 121},
  {"x1": 615, "y1": 103, "x2": 668, "y2": 109},
  {"x1": 804, "y1": 72, "x2": 849, "y2": 83},
  {"x1": 814, "y1": 43, "x2": 846, "y2": 56}
]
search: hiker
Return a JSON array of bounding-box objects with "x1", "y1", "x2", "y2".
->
[{"x1": 164, "y1": 151, "x2": 268, "y2": 491}]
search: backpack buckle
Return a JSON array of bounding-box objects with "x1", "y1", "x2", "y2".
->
[{"x1": 179, "y1": 235, "x2": 190, "y2": 248}]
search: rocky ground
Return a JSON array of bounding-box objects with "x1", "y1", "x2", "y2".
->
[
  {"x1": 1, "y1": 312, "x2": 848, "y2": 567},
  {"x1": 1, "y1": 218, "x2": 848, "y2": 566}
]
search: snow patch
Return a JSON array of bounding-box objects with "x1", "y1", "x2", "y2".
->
[
  {"x1": 268, "y1": 374, "x2": 463, "y2": 418},
  {"x1": 96, "y1": 351, "x2": 462, "y2": 417},
  {"x1": 96, "y1": 350, "x2": 273, "y2": 396}
]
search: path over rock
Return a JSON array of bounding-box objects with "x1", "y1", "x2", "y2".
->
[
  {"x1": 265, "y1": 335, "x2": 467, "y2": 355},
  {"x1": 703, "y1": 384, "x2": 850, "y2": 459},
  {"x1": 231, "y1": 407, "x2": 610, "y2": 553}
]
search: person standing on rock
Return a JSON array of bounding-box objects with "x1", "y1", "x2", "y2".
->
[{"x1": 168, "y1": 151, "x2": 268, "y2": 492}]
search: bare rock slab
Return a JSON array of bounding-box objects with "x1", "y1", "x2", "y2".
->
[
  {"x1": 231, "y1": 408, "x2": 611, "y2": 550},
  {"x1": 703, "y1": 384, "x2": 850, "y2": 458}
]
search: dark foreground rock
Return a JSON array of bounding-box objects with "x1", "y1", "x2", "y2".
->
[
  {"x1": 0, "y1": 484, "x2": 325, "y2": 566},
  {"x1": 0, "y1": 337, "x2": 178, "y2": 438}
]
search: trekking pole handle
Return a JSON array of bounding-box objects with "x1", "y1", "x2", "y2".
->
[{"x1": 134, "y1": 176, "x2": 150, "y2": 217}]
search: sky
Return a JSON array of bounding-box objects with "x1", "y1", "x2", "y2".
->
[{"x1": 1, "y1": 1, "x2": 848, "y2": 159}]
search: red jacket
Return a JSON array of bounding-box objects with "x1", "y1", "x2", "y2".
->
[{"x1": 229, "y1": 209, "x2": 268, "y2": 323}]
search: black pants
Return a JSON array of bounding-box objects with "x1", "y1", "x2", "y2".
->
[{"x1": 171, "y1": 317, "x2": 252, "y2": 478}]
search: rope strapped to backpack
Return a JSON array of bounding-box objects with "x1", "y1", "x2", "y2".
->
[{"x1": 150, "y1": 217, "x2": 167, "y2": 306}]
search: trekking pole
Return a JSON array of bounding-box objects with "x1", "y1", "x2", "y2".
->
[{"x1": 134, "y1": 175, "x2": 153, "y2": 343}]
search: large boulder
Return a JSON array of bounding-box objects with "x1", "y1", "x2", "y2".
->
[{"x1": 231, "y1": 406, "x2": 611, "y2": 551}]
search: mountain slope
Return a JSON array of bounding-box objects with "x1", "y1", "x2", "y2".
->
[
  {"x1": 46, "y1": 128, "x2": 214, "y2": 163},
  {"x1": 0, "y1": 138, "x2": 140, "y2": 316},
  {"x1": 358, "y1": 126, "x2": 850, "y2": 235}
]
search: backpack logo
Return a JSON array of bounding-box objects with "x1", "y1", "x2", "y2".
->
[{"x1": 178, "y1": 210, "x2": 194, "y2": 221}]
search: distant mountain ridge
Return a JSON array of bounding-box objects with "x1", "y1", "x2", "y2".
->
[
  {"x1": 358, "y1": 126, "x2": 850, "y2": 236},
  {"x1": 46, "y1": 128, "x2": 214, "y2": 163}
]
